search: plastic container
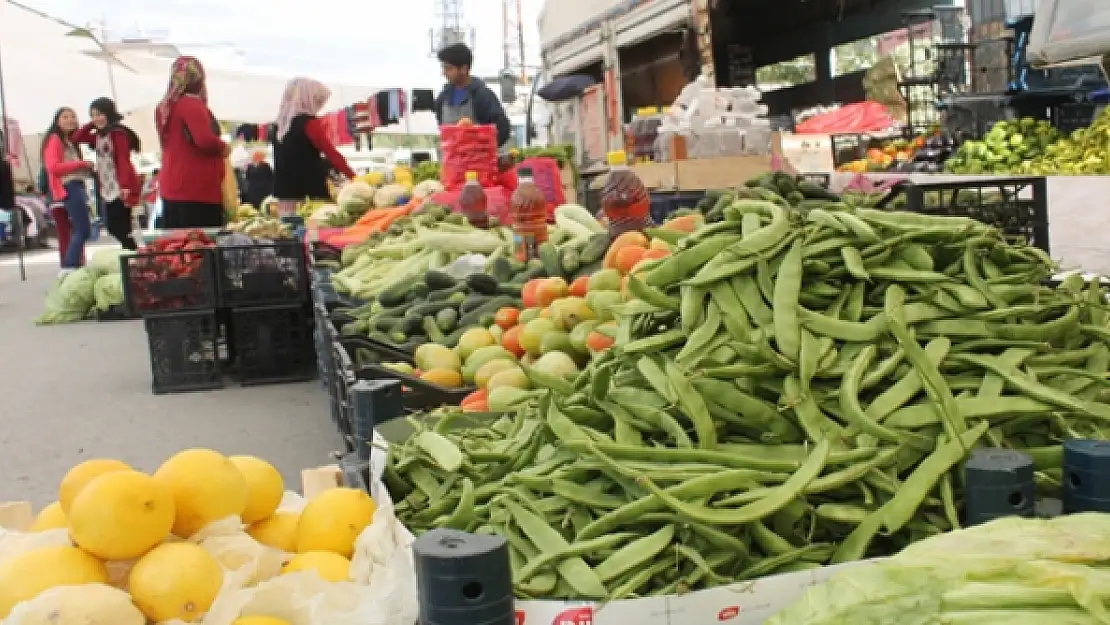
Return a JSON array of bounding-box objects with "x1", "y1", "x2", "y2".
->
[
  {"x1": 456, "y1": 171, "x2": 489, "y2": 228},
  {"x1": 122, "y1": 247, "x2": 218, "y2": 316},
  {"x1": 228, "y1": 303, "x2": 317, "y2": 386},
  {"x1": 509, "y1": 167, "x2": 548, "y2": 261},
  {"x1": 629, "y1": 107, "x2": 665, "y2": 162},
  {"x1": 144, "y1": 310, "x2": 224, "y2": 394},
  {"x1": 601, "y1": 151, "x2": 652, "y2": 238},
  {"x1": 216, "y1": 239, "x2": 308, "y2": 307}
]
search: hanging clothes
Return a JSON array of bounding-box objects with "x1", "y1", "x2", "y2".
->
[{"x1": 375, "y1": 92, "x2": 393, "y2": 125}]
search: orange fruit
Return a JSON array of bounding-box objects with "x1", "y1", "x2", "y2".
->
[
  {"x1": 614, "y1": 246, "x2": 647, "y2": 274},
  {"x1": 568, "y1": 276, "x2": 590, "y2": 298},
  {"x1": 493, "y1": 307, "x2": 520, "y2": 329},
  {"x1": 501, "y1": 325, "x2": 526, "y2": 357}
]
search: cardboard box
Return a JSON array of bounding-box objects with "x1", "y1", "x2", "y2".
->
[
  {"x1": 631, "y1": 162, "x2": 680, "y2": 190},
  {"x1": 674, "y1": 156, "x2": 773, "y2": 190},
  {"x1": 514, "y1": 560, "x2": 875, "y2": 625}
]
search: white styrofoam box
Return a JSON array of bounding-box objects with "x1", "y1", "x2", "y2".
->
[{"x1": 513, "y1": 561, "x2": 877, "y2": 625}]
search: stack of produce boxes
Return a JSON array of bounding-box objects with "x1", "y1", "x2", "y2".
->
[
  {"x1": 215, "y1": 237, "x2": 315, "y2": 386},
  {"x1": 121, "y1": 229, "x2": 223, "y2": 393},
  {"x1": 122, "y1": 229, "x2": 316, "y2": 393}
]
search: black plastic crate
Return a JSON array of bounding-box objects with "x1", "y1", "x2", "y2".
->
[
  {"x1": 144, "y1": 310, "x2": 223, "y2": 394},
  {"x1": 310, "y1": 241, "x2": 344, "y2": 265},
  {"x1": 339, "y1": 336, "x2": 473, "y2": 412},
  {"x1": 1052, "y1": 103, "x2": 1103, "y2": 134},
  {"x1": 93, "y1": 304, "x2": 135, "y2": 322},
  {"x1": 122, "y1": 247, "x2": 218, "y2": 316},
  {"x1": 217, "y1": 241, "x2": 308, "y2": 307},
  {"x1": 649, "y1": 191, "x2": 707, "y2": 224},
  {"x1": 940, "y1": 95, "x2": 1013, "y2": 139},
  {"x1": 880, "y1": 177, "x2": 1049, "y2": 253},
  {"x1": 330, "y1": 340, "x2": 356, "y2": 451},
  {"x1": 229, "y1": 304, "x2": 317, "y2": 385}
]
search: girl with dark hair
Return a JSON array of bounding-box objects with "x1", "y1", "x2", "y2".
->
[
  {"x1": 156, "y1": 56, "x2": 229, "y2": 228},
  {"x1": 42, "y1": 107, "x2": 94, "y2": 271},
  {"x1": 73, "y1": 97, "x2": 141, "y2": 250}
]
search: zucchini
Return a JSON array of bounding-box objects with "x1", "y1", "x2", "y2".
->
[
  {"x1": 410, "y1": 300, "x2": 456, "y2": 317},
  {"x1": 408, "y1": 281, "x2": 430, "y2": 300},
  {"x1": 578, "y1": 233, "x2": 610, "y2": 265},
  {"x1": 797, "y1": 180, "x2": 839, "y2": 200},
  {"x1": 458, "y1": 296, "x2": 516, "y2": 328},
  {"x1": 497, "y1": 282, "x2": 523, "y2": 297},
  {"x1": 466, "y1": 273, "x2": 501, "y2": 296},
  {"x1": 423, "y1": 316, "x2": 447, "y2": 344},
  {"x1": 401, "y1": 336, "x2": 428, "y2": 352},
  {"x1": 538, "y1": 242, "x2": 564, "y2": 277},
  {"x1": 427, "y1": 284, "x2": 468, "y2": 301},
  {"x1": 489, "y1": 257, "x2": 515, "y2": 283},
  {"x1": 424, "y1": 270, "x2": 457, "y2": 290},
  {"x1": 573, "y1": 260, "x2": 603, "y2": 280},
  {"x1": 441, "y1": 327, "x2": 466, "y2": 349},
  {"x1": 378, "y1": 281, "x2": 410, "y2": 307},
  {"x1": 510, "y1": 265, "x2": 547, "y2": 284},
  {"x1": 400, "y1": 313, "x2": 424, "y2": 335},
  {"x1": 436, "y1": 307, "x2": 459, "y2": 332},
  {"x1": 560, "y1": 248, "x2": 581, "y2": 274},
  {"x1": 460, "y1": 294, "x2": 493, "y2": 314},
  {"x1": 368, "y1": 331, "x2": 392, "y2": 344}
]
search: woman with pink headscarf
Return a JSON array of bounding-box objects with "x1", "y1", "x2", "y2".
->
[
  {"x1": 156, "y1": 56, "x2": 229, "y2": 228},
  {"x1": 272, "y1": 77, "x2": 355, "y2": 217}
]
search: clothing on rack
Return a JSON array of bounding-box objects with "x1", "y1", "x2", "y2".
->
[{"x1": 235, "y1": 124, "x2": 259, "y2": 142}]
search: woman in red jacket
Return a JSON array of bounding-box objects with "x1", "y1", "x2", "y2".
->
[
  {"x1": 42, "y1": 107, "x2": 94, "y2": 270},
  {"x1": 155, "y1": 56, "x2": 229, "y2": 228},
  {"x1": 73, "y1": 97, "x2": 142, "y2": 250}
]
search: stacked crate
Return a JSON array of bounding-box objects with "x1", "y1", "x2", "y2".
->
[
  {"x1": 121, "y1": 247, "x2": 224, "y2": 394},
  {"x1": 215, "y1": 240, "x2": 316, "y2": 386}
]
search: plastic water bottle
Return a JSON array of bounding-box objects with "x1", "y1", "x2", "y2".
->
[{"x1": 510, "y1": 167, "x2": 548, "y2": 261}]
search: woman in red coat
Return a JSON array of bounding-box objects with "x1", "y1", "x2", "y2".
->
[
  {"x1": 155, "y1": 56, "x2": 229, "y2": 228},
  {"x1": 72, "y1": 97, "x2": 142, "y2": 250},
  {"x1": 41, "y1": 106, "x2": 94, "y2": 270}
]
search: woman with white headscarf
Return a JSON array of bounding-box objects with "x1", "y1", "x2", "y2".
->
[{"x1": 271, "y1": 77, "x2": 355, "y2": 217}]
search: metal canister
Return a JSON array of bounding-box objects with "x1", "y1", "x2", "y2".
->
[
  {"x1": 1063, "y1": 439, "x2": 1110, "y2": 513},
  {"x1": 964, "y1": 448, "x2": 1035, "y2": 525},
  {"x1": 414, "y1": 529, "x2": 515, "y2": 625}
]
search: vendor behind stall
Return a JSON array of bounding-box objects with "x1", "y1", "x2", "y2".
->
[{"x1": 434, "y1": 43, "x2": 512, "y2": 149}]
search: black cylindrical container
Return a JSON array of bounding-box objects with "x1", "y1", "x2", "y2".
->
[
  {"x1": 1063, "y1": 439, "x2": 1110, "y2": 513},
  {"x1": 414, "y1": 529, "x2": 515, "y2": 625},
  {"x1": 964, "y1": 448, "x2": 1035, "y2": 525}
]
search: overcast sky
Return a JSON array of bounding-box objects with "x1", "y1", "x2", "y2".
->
[{"x1": 17, "y1": 0, "x2": 544, "y2": 87}]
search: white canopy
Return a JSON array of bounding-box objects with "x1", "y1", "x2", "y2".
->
[
  {"x1": 107, "y1": 52, "x2": 382, "y2": 125},
  {"x1": 0, "y1": 1, "x2": 167, "y2": 130}
]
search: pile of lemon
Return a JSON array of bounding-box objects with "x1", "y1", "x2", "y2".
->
[{"x1": 1, "y1": 449, "x2": 376, "y2": 624}]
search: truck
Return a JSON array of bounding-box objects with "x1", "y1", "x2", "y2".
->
[{"x1": 538, "y1": 0, "x2": 697, "y2": 167}]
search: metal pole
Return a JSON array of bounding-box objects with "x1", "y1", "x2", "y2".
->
[{"x1": 0, "y1": 30, "x2": 28, "y2": 281}]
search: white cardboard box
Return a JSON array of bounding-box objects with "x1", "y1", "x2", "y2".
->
[{"x1": 511, "y1": 561, "x2": 875, "y2": 625}]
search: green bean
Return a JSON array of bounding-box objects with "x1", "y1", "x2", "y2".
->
[
  {"x1": 594, "y1": 525, "x2": 674, "y2": 582},
  {"x1": 502, "y1": 500, "x2": 609, "y2": 598},
  {"x1": 839, "y1": 345, "x2": 934, "y2": 450},
  {"x1": 771, "y1": 241, "x2": 804, "y2": 362},
  {"x1": 665, "y1": 360, "x2": 718, "y2": 449},
  {"x1": 628, "y1": 439, "x2": 830, "y2": 526}
]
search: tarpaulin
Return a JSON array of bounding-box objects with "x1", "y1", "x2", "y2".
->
[
  {"x1": 1028, "y1": 0, "x2": 1110, "y2": 66},
  {"x1": 794, "y1": 102, "x2": 896, "y2": 135}
]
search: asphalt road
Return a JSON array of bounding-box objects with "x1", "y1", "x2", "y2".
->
[{"x1": 0, "y1": 244, "x2": 344, "y2": 511}]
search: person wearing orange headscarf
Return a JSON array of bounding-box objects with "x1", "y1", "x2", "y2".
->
[
  {"x1": 271, "y1": 77, "x2": 355, "y2": 217},
  {"x1": 155, "y1": 56, "x2": 229, "y2": 228},
  {"x1": 243, "y1": 150, "x2": 274, "y2": 209}
]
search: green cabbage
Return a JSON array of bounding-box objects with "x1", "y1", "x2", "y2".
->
[
  {"x1": 88, "y1": 248, "x2": 131, "y2": 275},
  {"x1": 36, "y1": 268, "x2": 98, "y2": 324},
  {"x1": 93, "y1": 273, "x2": 124, "y2": 311}
]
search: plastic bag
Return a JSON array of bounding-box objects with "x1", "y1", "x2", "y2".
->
[
  {"x1": 89, "y1": 248, "x2": 129, "y2": 275},
  {"x1": 93, "y1": 273, "x2": 124, "y2": 311},
  {"x1": 4, "y1": 583, "x2": 146, "y2": 625},
  {"x1": 794, "y1": 101, "x2": 896, "y2": 134},
  {"x1": 0, "y1": 528, "x2": 72, "y2": 564},
  {"x1": 191, "y1": 517, "x2": 285, "y2": 589},
  {"x1": 222, "y1": 159, "x2": 240, "y2": 212},
  {"x1": 36, "y1": 267, "x2": 97, "y2": 324},
  {"x1": 440, "y1": 124, "x2": 499, "y2": 191}
]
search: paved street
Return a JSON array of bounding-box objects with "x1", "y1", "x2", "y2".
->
[{"x1": 0, "y1": 244, "x2": 343, "y2": 510}]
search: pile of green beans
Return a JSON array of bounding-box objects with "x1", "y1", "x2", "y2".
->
[{"x1": 386, "y1": 183, "x2": 1110, "y2": 601}]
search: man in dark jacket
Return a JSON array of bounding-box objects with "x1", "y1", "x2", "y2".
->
[
  {"x1": 435, "y1": 43, "x2": 513, "y2": 148},
  {"x1": 0, "y1": 157, "x2": 14, "y2": 213}
]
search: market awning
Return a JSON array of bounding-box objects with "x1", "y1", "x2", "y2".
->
[{"x1": 1027, "y1": 0, "x2": 1110, "y2": 68}]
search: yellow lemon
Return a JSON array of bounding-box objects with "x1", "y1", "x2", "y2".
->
[
  {"x1": 282, "y1": 551, "x2": 351, "y2": 582},
  {"x1": 229, "y1": 456, "x2": 284, "y2": 524},
  {"x1": 29, "y1": 501, "x2": 67, "y2": 531},
  {"x1": 68, "y1": 470, "x2": 175, "y2": 561},
  {"x1": 58, "y1": 458, "x2": 132, "y2": 514},
  {"x1": 247, "y1": 512, "x2": 300, "y2": 552},
  {"x1": 295, "y1": 488, "x2": 376, "y2": 558},
  {"x1": 0, "y1": 545, "x2": 109, "y2": 618},
  {"x1": 128, "y1": 542, "x2": 223, "y2": 623},
  {"x1": 154, "y1": 448, "x2": 248, "y2": 538}
]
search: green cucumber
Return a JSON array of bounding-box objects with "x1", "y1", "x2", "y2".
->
[
  {"x1": 436, "y1": 307, "x2": 459, "y2": 332},
  {"x1": 424, "y1": 270, "x2": 457, "y2": 290},
  {"x1": 423, "y1": 316, "x2": 447, "y2": 343},
  {"x1": 466, "y1": 273, "x2": 501, "y2": 296},
  {"x1": 460, "y1": 294, "x2": 493, "y2": 314}
]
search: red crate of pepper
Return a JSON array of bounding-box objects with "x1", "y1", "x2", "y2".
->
[{"x1": 122, "y1": 229, "x2": 218, "y2": 315}]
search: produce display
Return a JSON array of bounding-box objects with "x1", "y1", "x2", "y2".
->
[
  {"x1": 379, "y1": 172, "x2": 1110, "y2": 601},
  {"x1": 946, "y1": 110, "x2": 1110, "y2": 175},
  {"x1": 770, "y1": 513, "x2": 1110, "y2": 623},
  {"x1": 0, "y1": 450, "x2": 382, "y2": 623}
]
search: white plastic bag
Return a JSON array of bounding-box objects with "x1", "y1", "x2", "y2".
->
[
  {"x1": 1028, "y1": 0, "x2": 1110, "y2": 65},
  {"x1": 191, "y1": 517, "x2": 285, "y2": 589},
  {"x1": 0, "y1": 528, "x2": 71, "y2": 563}
]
